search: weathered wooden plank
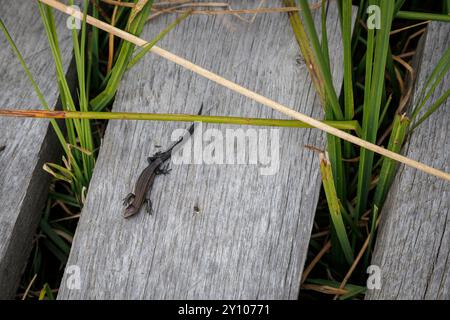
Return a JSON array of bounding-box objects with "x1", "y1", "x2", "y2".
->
[
  {"x1": 58, "y1": 1, "x2": 348, "y2": 299},
  {"x1": 0, "y1": 1, "x2": 75, "y2": 298},
  {"x1": 366, "y1": 22, "x2": 450, "y2": 300}
]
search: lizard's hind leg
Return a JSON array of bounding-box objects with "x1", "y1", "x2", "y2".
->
[{"x1": 145, "y1": 199, "x2": 154, "y2": 215}]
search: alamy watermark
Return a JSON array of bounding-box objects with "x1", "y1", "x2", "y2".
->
[
  {"x1": 66, "y1": 5, "x2": 81, "y2": 30},
  {"x1": 367, "y1": 5, "x2": 381, "y2": 30},
  {"x1": 65, "y1": 265, "x2": 81, "y2": 290},
  {"x1": 366, "y1": 264, "x2": 381, "y2": 290},
  {"x1": 170, "y1": 123, "x2": 280, "y2": 176}
]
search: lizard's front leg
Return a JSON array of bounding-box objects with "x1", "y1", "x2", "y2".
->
[
  {"x1": 147, "y1": 151, "x2": 162, "y2": 164},
  {"x1": 122, "y1": 193, "x2": 135, "y2": 206},
  {"x1": 155, "y1": 163, "x2": 171, "y2": 175}
]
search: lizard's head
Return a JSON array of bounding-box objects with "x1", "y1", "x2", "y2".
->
[{"x1": 123, "y1": 204, "x2": 138, "y2": 218}]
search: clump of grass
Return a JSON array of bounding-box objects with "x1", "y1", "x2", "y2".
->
[
  {"x1": 2, "y1": 0, "x2": 191, "y2": 299},
  {"x1": 89, "y1": 0, "x2": 155, "y2": 111},
  {"x1": 285, "y1": 0, "x2": 450, "y2": 299}
]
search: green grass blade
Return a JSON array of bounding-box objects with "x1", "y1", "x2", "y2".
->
[
  {"x1": 306, "y1": 279, "x2": 366, "y2": 299},
  {"x1": 356, "y1": 0, "x2": 395, "y2": 217},
  {"x1": 339, "y1": 0, "x2": 356, "y2": 170},
  {"x1": 385, "y1": 47, "x2": 401, "y2": 99},
  {"x1": 320, "y1": 153, "x2": 354, "y2": 265},
  {"x1": 351, "y1": 0, "x2": 367, "y2": 55},
  {"x1": 342, "y1": 0, "x2": 355, "y2": 120},
  {"x1": 89, "y1": 1, "x2": 101, "y2": 91},
  {"x1": 411, "y1": 88, "x2": 450, "y2": 131},
  {"x1": 0, "y1": 17, "x2": 84, "y2": 185},
  {"x1": 0, "y1": 109, "x2": 362, "y2": 131},
  {"x1": 396, "y1": 11, "x2": 450, "y2": 22},
  {"x1": 38, "y1": 2, "x2": 88, "y2": 192},
  {"x1": 70, "y1": 0, "x2": 95, "y2": 182},
  {"x1": 283, "y1": 0, "x2": 326, "y2": 101},
  {"x1": 320, "y1": 0, "x2": 331, "y2": 72},
  {"x1": 90, "y1": 0, "x2": 154, "y2": 111},
  {"x1": 394, "y1": 0, "x2": 406, "y2": 15},
  {"x1": 365, "y1": 114, "x2": 409, "y2": 266},
  {"x1": 297, "y1": 0, "x2": 347, "y2": 200},
  {"x1": 411, "y1": 45, "x2": 450, "y2": 122},
  {"x1": 378, "y1": 93, "x2": 393, "y2": 129},
  {"x1": 127, "y1": 11, "x2": 190, "y2": 70},
  {"x1": 40, "y1": 220, "x2": 71, "y2": 255},
  {"x1": 297, "y1": 0, "x2": 344, "y2": 120},
  {"x1": 38, "y1": 283, "x2": 55, "y2": 300},
  {"x1": 41, "y1": 239, "x2": 67, "y2": 264},
  {"x1": 49, "y1": 192, "x2": 80, "y2": 208}
]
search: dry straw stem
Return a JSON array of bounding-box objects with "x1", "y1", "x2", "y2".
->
[
  {"x1": 147, "y1": 2, "x2": 230, "y2": 21},
  {"x1": 151, "y1": 7, "x2": 303, "y2": 16},
  {"x1": 147, "y1": 2, "x2": 319, "y2": 21},
  {"x1": 102, "y1": 0, "x2": 305, "y2": 14},
  {"x1": 333, "y1": 217, "x2": 380, "y2": 299},
  {"x1": 101, "y1": 0, "x2": 321, "y2": 22},
  {"x1": 107, "y1": 0, "x2": 120, "y2": 72},
  {"x1": 301, "y1": 240, "x2": 331, "y2": 285},
  {"x1": 389, "y1": 20, "x2": 430, "y2": 36},
  {"x1": 302, "y1": 284, "x2": 348, "y2": 296},
  {"x1": 101, "y1": 0, "x2": 134, "y2": 8},
  {"x1": 21, "y1": 273, "x2": 37, "y2": 300},
  {"x1": 39, "y1": 0, "x2": 450, "y2": 183}
]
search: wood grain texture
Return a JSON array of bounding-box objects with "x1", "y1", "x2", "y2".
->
[
  {"x1": 0, "y1": 0, "x2": 74, "y2": 299},
  {"x1": 366, "y1": 22, "x2": 450, "y2": 300},
  {"x1": 58, "y1": 1, "x2": 347, "y2": 299}
]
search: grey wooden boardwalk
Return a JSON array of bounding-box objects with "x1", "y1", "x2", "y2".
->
[
  {"x1": 0, "y1": 1, "x2": 75, "y2": 298},
  {"x1": 366, "y1": 22, "x2": 450, "y2": 300},
  {"x1": 58, "y1": 1, "x2": 348, "y2": 299}
]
